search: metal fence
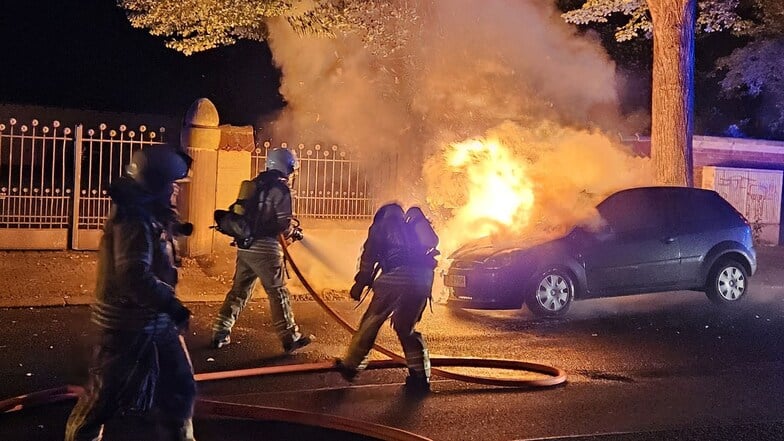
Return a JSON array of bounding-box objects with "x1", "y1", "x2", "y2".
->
[
  {"x1": 252, "y1": 141, "x2": 390, "y2": 219},
  {"x1": 0, "y1": 118, "x2": 167, "y2": 249},
  {"x1": 1, "y1": 116, "x2": 390, "y2": 249},
  {"x1": 72, "y1": 124, "x2": 167, "y2": 249},
  {"x1": 0, "y1": 119, "x2": 72, "y2": 230},
  {"x1": 74, "y1": 124, "x2": 165, "y2": 230}
]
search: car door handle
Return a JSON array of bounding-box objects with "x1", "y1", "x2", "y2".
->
[{"x1": 661, "y1": 237, "x2": 675, "y2": 244}]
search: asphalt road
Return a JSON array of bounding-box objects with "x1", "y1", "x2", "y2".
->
[{"x1": 2, "y1": 287, "x2": 784, "y2": 440}]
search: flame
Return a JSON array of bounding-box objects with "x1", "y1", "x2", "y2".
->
[
  {"x1": 446, "y1": 137, "x2": 535, "y2": 236},
  {"x1": 423, "y1": 121, "x2": 655, "y2": 260}
]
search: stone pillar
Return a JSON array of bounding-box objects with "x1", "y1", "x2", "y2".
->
[
  {"x1": 180, "y1": 98, "x2": 221, "y2": 256},
  {"x1": 216, "y1": 150, "x2": 252, "y2": 215},
  {"x1": 211, "y1": 126, "x2": 255, "y2": 253}
]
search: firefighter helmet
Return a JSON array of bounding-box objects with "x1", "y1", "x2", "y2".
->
[
  {"x1": 265, "y1": 148, "x2": 298, "y2": 176},
  {"x1": 374, "y1": 203, "x2": 405, "y2": 223},
  {"x1": 126, "y1": 145, "x2": 191, "y2": 194}
]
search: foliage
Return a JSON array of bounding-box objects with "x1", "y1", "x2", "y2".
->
[
  {"x1": 717, "y1": 39, "x2": 784, "y2": 135},
  {"x1": 737, "y1": 0, "x2": 784, "y2": 37},
  {"x1": 715, "y1": 0, "x2": 784, "y2": 136},
  {"x1": 563, "y1": 0, "x2": 784, "y2": 138},
  {"x1": 562, "y1": 0, "x2": 748, "y2": 41},
  {"x1": 118, "y1": 0, "x2": 285, "y2": 55},
  {"x1": 117, "y1": 0, "x2": 419, "y2": 56},
  {"x1": 751, "y1": 217, "x2": 765, "y2": 245}
]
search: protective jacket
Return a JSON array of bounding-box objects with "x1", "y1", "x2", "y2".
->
[
  {"x1": 251, "y1": 169, "x2": 294, "y2": 239},
  {"x1": 355, "y1": 215, "x2": 408, "y2": 286},
  {"x1": 354, "y1": 212, "x2": 438, "y2": 287},
  {"x1": 92, "y1": 177, "x2": 179, "y2": 332}
]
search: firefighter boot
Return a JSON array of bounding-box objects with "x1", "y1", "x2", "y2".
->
[
  {"x1": 283, "y1": 334, "x2": 312, "y2": 354},
  {"x1": 334, "y1": 358, "x2": 359, "y2": 382},
  {"x1": 211, "y1": 333, "x2": 230, "y2": 349},
  {"x1": 403, "y1": 369, "x2": 430, "y2": 395}
]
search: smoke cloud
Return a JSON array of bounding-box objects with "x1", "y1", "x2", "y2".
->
[
  {"x1": 264, "y1": 0, "x2": 653, "y2": 276},
  {"x1": 266, "y1": 0, "x2": 627, "y2": 152},
  {"x1": 265, "y1": 18, "x2": 413, "y2": 159}
]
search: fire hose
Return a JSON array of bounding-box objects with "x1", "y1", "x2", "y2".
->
[{"x1": 0, "y1": 238, "x2": 567, "y2": 441}]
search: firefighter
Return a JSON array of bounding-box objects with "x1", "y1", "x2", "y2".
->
[
  {"x1": 211, "y1": 147, "x2": 311, "y2": 353},
  {"x1": 336, "y1": 203, "x2": 439, "y2": 393},
  {"x1": 65, "y1": 145, "x2": 197, "y2": 441}
]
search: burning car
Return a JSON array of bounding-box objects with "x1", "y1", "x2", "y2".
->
[{"x1": 444, "y1": 186, "x2": 757, "y2": 317}]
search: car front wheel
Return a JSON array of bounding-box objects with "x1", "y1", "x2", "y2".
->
[
  {"x1": 526, "y1": 268, "x2": 575, "y2": 317},
  {"x1": 705, "y1": 258, "x2": 748, "y2": 305}
]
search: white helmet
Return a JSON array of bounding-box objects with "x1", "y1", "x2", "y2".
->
[{"x1": 265, "y1": 148, "x2": 298, "y2": 176}]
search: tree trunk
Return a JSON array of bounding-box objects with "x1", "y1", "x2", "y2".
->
[{"x1": 648, "y1": 0, "x2": 695, "y2": 186}]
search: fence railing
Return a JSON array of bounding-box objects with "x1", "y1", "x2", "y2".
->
[
  {"x1": 71, "y1": 124, "x2": 168, "y2": 249},
  {"x1": 74, "y1": 124, "x2": 166, "y2": 231},
  {"x1": 2, "y1": 116, "x2": 390, "y2": 249},
  {"x1": 0, "y1": 119, "x2": 73, "y2": 230},
  {"x1": 0, "y1": 118, "x2": 169, "y2": 249}
]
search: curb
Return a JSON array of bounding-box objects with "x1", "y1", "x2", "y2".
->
[
  {"x1": 0, "y1": 292, "x2": 351, "y2": 309},
  {"x1": 1, "y1": 283, "x2": 780, "y2": 309},
  {"x1": 0, "y1": 294, "x2": 228, "y2": 309}
]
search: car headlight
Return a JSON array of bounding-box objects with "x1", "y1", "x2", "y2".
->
[{"x1": 484, "y1": 253, "x2": 514, "y2": 269}]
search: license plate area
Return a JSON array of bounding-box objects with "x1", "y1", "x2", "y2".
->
[{"x1": 444, "y1": 274, "x2": 466, "y2": 288}]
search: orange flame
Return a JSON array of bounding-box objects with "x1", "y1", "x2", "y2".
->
[
  {"x1": 442, "y1": 136, "x2": 535, "y2": 247},
  {"x1": 424, "y1": 121, "x2": 655, "y2": 261}
]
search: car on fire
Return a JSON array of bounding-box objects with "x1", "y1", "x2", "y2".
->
[{"x1": 445, "y1": 186, "x2": 757, "y2": 317}]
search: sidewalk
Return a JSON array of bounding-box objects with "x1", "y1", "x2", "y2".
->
[{"x1": 1, "y1": 246, "x2": 782, "y2": 308}]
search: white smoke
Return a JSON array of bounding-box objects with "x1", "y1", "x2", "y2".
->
[
  {"x1": 266, "y1": 0, "x2": 627, "y2": 152},
  {"x1": 263, "y1": 0, "x2": 653, "y2": 271}
]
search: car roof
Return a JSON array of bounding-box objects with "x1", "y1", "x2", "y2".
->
[
  {"x1": 603, "y1": 186, "x2": 718, "y2": 201},
  {"x1": 616, "y1": 186, "x2": 715, "y2": 195}
]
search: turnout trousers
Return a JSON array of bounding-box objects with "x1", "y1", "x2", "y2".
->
[
  {"x1": 65, "y1": 326, "x2": 197, "y2": 441},
  {"x1": 212, "y1": 238, "x2": 303, "y2": 349},
  {"x1": 343, "y1": 266, "x2": 434, "y2": 379}
]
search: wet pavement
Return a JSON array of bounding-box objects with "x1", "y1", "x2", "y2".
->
[
  {"x1": 2, "y1": 279, "x2": 784, "y2": 440},
  {"x1": 1, "y1": 245, "x2": 783, "y2": 440}
]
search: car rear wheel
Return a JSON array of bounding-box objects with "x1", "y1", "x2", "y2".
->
[
  {"x1": 526, "y1": 268, "x2": 575, "y2": 317},
  {"x1": 705, "y1": 258, "x2": 748, "y2": 305}
]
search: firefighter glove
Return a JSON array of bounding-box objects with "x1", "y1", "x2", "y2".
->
[
  {"x1": 349, "y1": 283, "x2": 365, "y2": 301},
  {"x1": 166, "y1": 298, "x2": 192, "y2": 333}
]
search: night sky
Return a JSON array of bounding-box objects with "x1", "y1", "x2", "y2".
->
[{"x1": 0, "y1": 0, "x2": 283, "y2": 125}]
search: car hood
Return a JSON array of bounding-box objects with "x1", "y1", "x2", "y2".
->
[{"x1": 449, "y1": 231, "x2": 564, "y2": 262}]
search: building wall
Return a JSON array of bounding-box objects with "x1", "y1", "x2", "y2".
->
[
  {"x1": 181, "y1": 149, "x2": 218, "y2": 256},
  {"x1": 215, "y1": 150, "x2": 251, "y2": 211},
  {"x1": 701, "y1": 167, "x2": 783, "y2": 244}
]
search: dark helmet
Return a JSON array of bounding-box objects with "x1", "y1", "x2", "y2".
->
[
  {"x1": 373, "y1": 203, "x2": 405, "y2": 224},
  {"x1": 126, "y1": 145, "x2": 192, "y2": 194},
  {"x1": 405, "y1": 206, "x2": 426, "y2": 222}
]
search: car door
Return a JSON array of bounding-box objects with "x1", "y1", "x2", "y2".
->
[{"x1": 583, "y1": 189, "x2": 682, "y2": 295}]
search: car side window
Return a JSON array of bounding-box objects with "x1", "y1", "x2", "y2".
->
[
  {"x1": 598, "y1": 191, "x2": 669, "y2": 234},
  {"x1": 684, "y1": 192, "x2": 732, "y2": 225},
  {"x1": 664, "y1": 190, "x2": 727, "y2": 232}
]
